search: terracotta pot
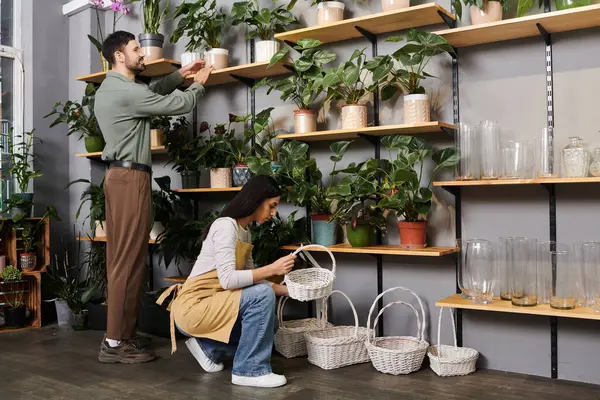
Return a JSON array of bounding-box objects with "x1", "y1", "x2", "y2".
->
[
  {"x1": 139, "y1": 33, "x2": 164, "y2": 63},
  {"x1": 341, "y1": 104, "x2": 367, "y2": 129},
  {"x1": 205, "y1": 48, "x2": 229, "y2": 70},
  {"x1": 210, "y1": 168, "x2": 233, "y2": 188},
  {"x1": 293, "y1": 110, "x2": 317, "y2": 134},
  {"x1": 470, "y1": 1, "x2": 503, "y2": 25},
  {"x1": 20, "y1": 253, "x2": 37, "y2": 270},
  {"x1": 255, "y1": 40, "x2": 280, "y2": 63},
  {"x1": 150, "y1": 129, "x2": 166, "y2": 147},
  {"x1": 95, "y1": 220, "x2": 107, "y2": 238},
  {"x1": 404, "y1": 94, "x2": 430, "y2": 124},
  {"x1": 317, "y1": 1, "x2": 345, "y2": 25},
  {"x1": 382, "y1": 0, "x2": 410, "y2": 12},
  {"x1": 398, "y1": 221, "x2": 427, "y2": 248}
]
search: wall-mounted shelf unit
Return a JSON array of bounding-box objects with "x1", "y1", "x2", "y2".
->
[
  {"x1": 76, "y1": 58, "x2": 180, "y2": 84},
  {"x1": 433, "y1": 177, "x2": 600, "y2": 189},
  {"x1": 76, "y1": 236, "x2": 159, "y2": 244},
  {"x1": 437, "y1": 294, "x2": 600, "y2": 321},
  {"x1": 173, "y1": 187, "x2": 242, "y2": 194},
  {"x1": 275, "y1": 3, "x2": 455, "y2": 44},
  {"x1": 281, "y1": 244, "x2": 458, "y2": 257},
  {"x1": 276, "y1": 122, "x2": 454, "y2": 142},
  {"x1": 434, "y1": 4, "x2": 600, "y2": 48},
  {"x1": 184, "y1": 61, "x2": 292, "y2": 87},
  {"x1": 76, "y1": 146, "x2": 167, "y2": 159}
]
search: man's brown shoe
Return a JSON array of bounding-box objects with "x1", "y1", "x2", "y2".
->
[
  {"x1": 131, "y1": 333, "x2": 152, "y2": 349},
  {"x1": 98, "y1": 339, "x2": 156, "y2": 364}
]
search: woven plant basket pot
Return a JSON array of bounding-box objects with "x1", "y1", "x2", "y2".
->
[
  {"x1": 428, "y1": 307, "x2": 479, "y2": 376},
  {"x1": 275, "y1": 296, "x2": 332, "y2": 358},
  {"x1": 366, "y1": 287, "x2": 429, "y2": 375},
  {"x1": 284, "y1": 244, "x2": 336, "y2": 302},
  {"x1": 305, "y1": 290, "x2": 371, "y2": 370}
]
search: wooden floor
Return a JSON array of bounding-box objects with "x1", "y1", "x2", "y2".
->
[{"x1": 1, "y1": 327, "x2": 599, "y2": 399}]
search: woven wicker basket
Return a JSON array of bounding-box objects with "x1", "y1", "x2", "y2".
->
[
  {"x1": 304, "y1": 290, "x2": 371, "y2": 370},
  {"x1": 284, "y1": 244, "x2": 336, "y2": 302},
  {"x1": 274, "y1": 296, "x2": 332, "y2": 358},
  {"x1": 428, "y1": 307, "x2": 478, "y2": 377},
  {"x1": 365, "y1": 287, "x2": 429, "y2": 375}
]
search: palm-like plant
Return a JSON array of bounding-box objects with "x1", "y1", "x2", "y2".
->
[{"x1": 142, "y1": 0, "x2": 170, "y2": 34}]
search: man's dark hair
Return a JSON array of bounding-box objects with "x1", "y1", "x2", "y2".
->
[{"x1": 102, "y1": 31, "x2": 136, "y2": 65}]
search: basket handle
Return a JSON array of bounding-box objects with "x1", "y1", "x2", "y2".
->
[
  {"x1": 291, "y1": 244, "x2": 336, "y2": 277},
  {"x1": 366, "y1": 286, "x2": 426, "y2": 341},
  {"x1": 368, "y1": 301, "x2": 421, "y2": 344},
  {"x1": 277, "y1": 296, "x2": 328, "y2": 328},
  {"x1": 322, "y1": 290, "x2": 360, "y2": 338},
  {"x1": 436, "y1": 307, "x2": 457, "y2": 348}
]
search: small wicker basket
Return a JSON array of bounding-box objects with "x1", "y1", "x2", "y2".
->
[
  {"x1": 304, "y1": 290, "x2": 371, "y2": 370},
  {"x1": 365, "y1": 286, "x2": 429, "y2": 375},
  {"x1": 274, "y1": 296, "x2": 332, "y2": 358},
  {"x1": 428, "y1": 307, "x2": 478, "y2": 377},
  {"x1": 284, "y1": 244, "x2": 336, "y2": 302}
]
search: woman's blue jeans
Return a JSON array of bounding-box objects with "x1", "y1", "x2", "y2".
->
[{"x1": 179, "y1": 283, "x2": 276, "y2": 377}]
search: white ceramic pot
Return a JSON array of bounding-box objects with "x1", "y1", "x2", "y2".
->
[
  {"x1": 149, "y1": 221, "x2": 165, "y2": 240},
  {"x1": 382, "y1": 0, "x2": 410, "y2": 12},
  {"x1": 293, "y1": 110, "x2": 317, "y2": 134},
  {"x1": 403, "y1": 94, "x2": 430, "y2": 124},
  {"x1": 150, "y1": 129, "x2": 166, "y2": 147},
  {"x1": 341, "y1": 105, "x2": 368, "y2": 129},
  {"x1": 95, "y1": 220, "x2": 107, "y2": 238},
  {"x1": 181, "y1": 51, "x2": 203, "y2": 66},
  {"x1": 204, "y1": 48, "x2": 229, "y2": 70},
  {"x1": 470, "y1": 1, "x2": 503, "y2": 25},
  {"x1": 210, "y1": 168, "x2": 233, "y2": 188},
  {"x1": 317, "y1": 1, "x2": 345, "y2": 25},
  {"x1": 256, "y1": 40, "x2": 280, "y2": 63}
]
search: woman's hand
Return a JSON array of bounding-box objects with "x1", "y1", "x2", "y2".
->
[
  {"x1": 272, "y1": 283, "x2": 289, "y2": 297},
  {"x1": 269, "y1": 254, "x2": 296, "y2": 276}
]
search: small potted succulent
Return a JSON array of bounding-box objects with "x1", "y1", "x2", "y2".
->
[
  {"x1": 1, "y1": 266, "x2": 27, "y2": 327},
  {"x1": 231, "y1": 0, "x2": 299, "y2": 63},
  {"x1": 368, "y1": 29, "x2": 455, "y2": 125},
  {"x1": 376, "y1": 135, "x2": 458, "y2": 248},
  {"x1": 322, "y1": 49, "x2": 388, "y2": 129},
  {"x1": 171, "y1": 0, "x2": 230, "y2": 69},
  {"x1": 45, "y1": 83, "x2": 104, "y2": 153},
  {"x1": 139, "y1": 0, "x2": 170, "y2": 62},
  {"x1": 165, "y1": 116, "x2": 203, "y2": 189},
  {"x1": 311, "y1": 0, "x2": 345, "y2": 26},
  {"x1": 150, "y1": 115, "x2": 171, "y2": 147},
  {"x1": 255, "y1": 39, "x2": 336, "y2": 134}
]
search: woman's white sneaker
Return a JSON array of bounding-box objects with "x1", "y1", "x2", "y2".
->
[
  {"x1": 185, "y1": 338, "x2": 224, "y2": 373},
  {"x1": 231, "y1": 373, "x2": 287, "y2": 388}
]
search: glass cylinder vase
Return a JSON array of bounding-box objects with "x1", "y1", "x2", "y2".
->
[
  {"x1": 537, "y1": 241, "x2": 569, "y2": 305},
  {"x1": 576, "y1": 241, "x2": 600, "y2": 307},
  {"x1": 480, "y1": 121, "x2": 500, "y2": 179},
  {"x1": 550, "y1": 249, "x2": 576, "y2": 310},
  {"x1": 536, "y1": 127, "x2": 559, "y2": 178},
  {"x1": 510, "y1": 237, "x2": 537, "y2": 307},
  {"x1": 464, "y1": 239, "x2": 495, "y2": 304},
  {"x1": 455, "y1": 122, "x2": 480, "y2": 181},
  {"x1": 562, "y1": 136, "x2": 589, "y2": 178}
]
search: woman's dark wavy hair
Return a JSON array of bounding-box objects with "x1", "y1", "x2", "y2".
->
[{"x1": 201, "y1": 175, "x2": 282, "y2": 241}]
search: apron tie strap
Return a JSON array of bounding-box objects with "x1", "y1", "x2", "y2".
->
[{"x1": 157, "y1": 284, "x2": 182, "y2": 354}]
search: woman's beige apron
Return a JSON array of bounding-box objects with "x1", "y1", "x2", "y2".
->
[{"x1": 157, "y1": 236, "x2": 253, "y2": 353}]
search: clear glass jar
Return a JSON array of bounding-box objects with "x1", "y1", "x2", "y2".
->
[
  {"x1": 589, "y1": 148, "x2": 600, "y2": 177},
  {"x1": 562, "y1": 136, "x2": 589, "y2": 178}
]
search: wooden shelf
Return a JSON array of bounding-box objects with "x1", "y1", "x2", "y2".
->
[
  {"x1": 281, "y1": 243, "x2": 458, "y2": 257},
  {"x1": 435, "y1": 4, "x2": 600, "y2": 48},
  {"x1": 437, "y1": 294, "x2": 600, "y2": 321},
  {"x1": 77, "y1": 236, "x2": 159, "y2": 244},
  {"x1": 185, "y1": 61, "x2": 291, "y2": 87},
  {"x1": 433, "y1": 177, "x2": 600, "y2": 188},
  {"x1": 275, "y1": 3, "x2": 454, "y2": 44},
  {"x1": 174, "y1": 187, "x2": 243, "y2": 193},
  {"x1": 76, "y1": 146, "x2": 167, "y2": 159},
  {"x1": 76, "y1": 58, "x2": 181, "y2": 84},
  {"x1": 276, "y1": 121, "x2": 454, "y2": 142}
]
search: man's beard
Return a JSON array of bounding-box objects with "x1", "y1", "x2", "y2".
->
[{"x1": 126, "y1": 56, "x2": 146, "y2": 75}]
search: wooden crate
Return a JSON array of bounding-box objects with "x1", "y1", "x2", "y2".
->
[
  {"x1": 4, "y1": 218, "x2": 51, "y2": 272},
  {"x1": 0, "y1": 275, "x2": 40, "y2": 332}
]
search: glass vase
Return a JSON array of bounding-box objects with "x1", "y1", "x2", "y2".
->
[
  {"x1": 464, "y1": 239, "x2": 495, "y2": 304},
  {"x1": 480, "y1": 121, "x2": 500, "y2": 180},
  {"x1": 550, "y1": 249, "x2": 576, "y2": 310},
  {"x1": 562, "y1": 136, "x2": 589, "y2": 178},
  {"x1": 536, "y1": 127, "x2": 559, "y2": 178},
  {"x1": 537, "y1": 241, "x2": 569, "y2": 305},
  {"x1": 576, "y1": 242, "x2": 600, "y2": 307},
  {"x1": 455, "y1": 122, "x2": 480, "y2": 181},
  {"x1": 589, "y1": 148, "x2": 600, "y2": 177},
  {"x1": 510, "y1": 237, "x2": 537, "y2": 307}
]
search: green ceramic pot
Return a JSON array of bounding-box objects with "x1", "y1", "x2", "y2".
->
[
  {"x1": 346, "y1": 223, "x2": 373, "y2": 248},
  {"x1": 84, "y1": 136, "x2": 106, "y2": 153}
]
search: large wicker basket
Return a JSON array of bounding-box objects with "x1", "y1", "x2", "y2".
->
[
  {"x1": 284, "y1": 244, "x2": 336, "y2": 302},
  {"x1": 304, "y1": 290, "x2": 371, "y2": 370},
  {"x1": 274, "y1": 296, "x2": 332, "y2": 358},
  {"x1": 365, "y1": 287, "x2": 429, "y2": 375},
  {"x1": 428, "y1": 307, "x2": 479, "y2": 377}
]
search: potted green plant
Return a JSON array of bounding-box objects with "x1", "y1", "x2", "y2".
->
[
  {"x1": 367, "y1": 29, "x2": 455, "y2": 125},
  {"x1": 1, "y1": 266, "x2": 27, "y2": 328},
  {"x1": 67, "y1": 179, "x2": 106, "y2": 238},
  {"x1": 139, "y1": 0, "x2": 170, "y2": 62},
  {"x1": 45, "y1": 83, "x2": 105, "y2": 153},
  {"x1": 151, "y1": 175, "x2": 187, "y2": 240},
  {"x1": 451, "y1": 0, "x2": 508, "y2": 24},
  {"x1": 376, "y1": 135, "x2": 458, "y2": 248},
  {"x1": 150, "y1": 115, "x2": 171, "y2": 147},
  {"x1": 382, "y1": 0, "x2": 410, "y2": 12},
  {"x1": 312, "y1": 0, "x2": 345, "y2": 26},
  {"x1": 12, "y1": 207, "x2": 59, "y2": 270},
  {"x1": 231, "y1": 0, "x2": 298, "y2": 63},
  {"x1": 5, "y1": 129, "x2": 44, "y2": 217},
  {"x1": 251, "y1": 107, "x2": 288, "y2": 172},
  {"x1": 254, "y1": 39, "x2": 336, "y2": 134},
  {"x1": 171, "y1": 0, "x2": 230, "y2": 69},
  {"x1": 321, "y1": 49, "x2": 388, "y2": 129},
  {"x1": 82, "y1": 243, "x2": 108, "y2": 331},
  {"x1": 514, "y1": 0, "x2": 587, "y2": 18},
  {"x1": 165, "y1": 116, "x2": 203, "y2": 189},
  {"x1": 228, "y1": 129, "x2": 255, "y2": 187}
]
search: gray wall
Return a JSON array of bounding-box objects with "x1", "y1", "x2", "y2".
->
[{"x1": 55, "y1": 0, "x2": 600, "y2": 384}]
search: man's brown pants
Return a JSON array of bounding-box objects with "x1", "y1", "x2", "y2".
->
[{"x1": 104, "y1": 167, "x2": 152, "y2": 340}]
